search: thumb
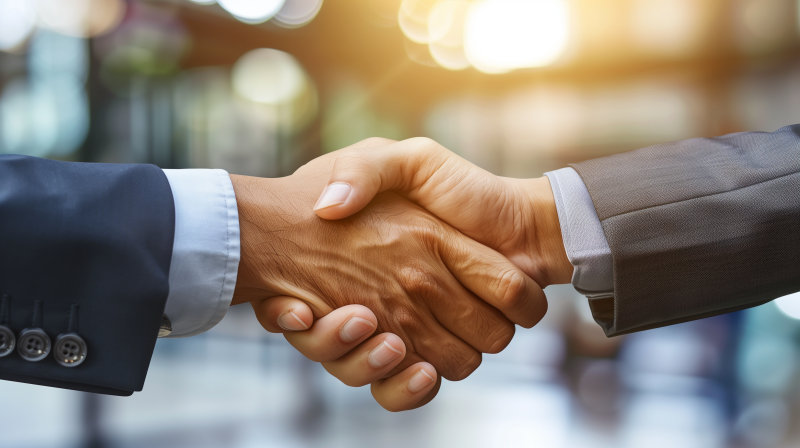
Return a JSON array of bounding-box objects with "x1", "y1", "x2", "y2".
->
[
  {"x1": 313, "y1": 137, "x2": 453, "y2": 220},
  {"x1": 252, "y1": 296, "x2": 315, "y2": 333}
]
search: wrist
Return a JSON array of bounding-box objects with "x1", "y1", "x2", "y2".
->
[
  {"x1": 517, "y1": 177, "x2": 574, "y2": 287},
  {"x1": 229, "y1": 174, "x2": 285, "y2": 305}
]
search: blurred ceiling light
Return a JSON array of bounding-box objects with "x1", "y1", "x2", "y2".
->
[
  {"x1": 188, "y1": 0, "x2": 217, "y2": 4},
  {"x1": 428, "y1": 0, "x2": 468, "y2": 45},
  {"x1": 218, "y1": 0, "x2": 286, "y2": 24},
  {"x1": 427, "y1": 0, "x2": 470, "y2": 70},
  {"x1": 0, "y1": 0, "x2": 37, "y2": 52},
  {"x1": 775, "y1": 292, "x2": 800, "y2": 320},
  {"x1": 232, "y1": 48, "x2": 306, "y2": 104},
  {"x1": 464, "y1": 0, "x2": 569, "y2": 74},
  {"x1": 429, "y1": 42, "x2": 470, "y2": 70},
  {"x1": 36, "y1": 0, "x2": 126, "y2": 38},
  {"x1": 629, "y1": 0, "x2": 703, "y2": 56},
  {"x1": 274, "y1": 0, "x2": 323, "y2": 28},
  {"x1": 399, "y1": 0, "x2": 437, "y2": 43}
]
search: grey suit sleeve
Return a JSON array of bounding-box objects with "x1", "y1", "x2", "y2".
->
[{"x1": 570, "y1": 125, "x2": 800, "y2": 337}]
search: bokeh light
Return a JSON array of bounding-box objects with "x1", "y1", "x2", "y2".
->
[
  {"x1": 429, "y1": 42, "x2": 470, "y2": 70},
  {"x1": 274, "y1": 0, "x2": 324, "y2": 28},
  {"x1": 0, "y1": 0, "x2": 36, "y2": 52},
  {"x1": 464, "y1": 0, "x2": 570, "y2": 74},
  {"x1": 218, "y1": 0, "x2": 286, "y2": 24},
  {"x1": 399, "y1": 0, "x2": 436, "y2": 44},
  {"x1": 428, "y1": 0, "x2": 468, "y2": 45},
  {"x1": 427, "y1": 0, "x2": 470, "y2": 70},
  {"x1": 232, "y1": 49, "x2": 307, "y2": 105},
  {"x1": 36, "y1": 0, "x2": 126, "y2": 38},
  {"x1": 629, "y1": 0, "x2": 705, "y2": 56},
  {"x1": 775, "y1": 291, "x2": 800, "y2": 319}
]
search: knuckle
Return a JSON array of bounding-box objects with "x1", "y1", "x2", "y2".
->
[
  {"x1": 392, "y1": 309, "x2": 421, "y2": 330},
  {"x1": 456, "y1": 303, "x2": 512, "y2": 354},
  {"x1": 408, "y1": 136, "x2": 439, "y2": 152},
  {"x1": 496, "y1": 269, "x2": 527, "y2": 309},
  {"x1": 359, "y1": 137, "x2": 394, "y2": 147},
  {"x1": 397, "y1": 266, "x2": 443, "y2": 299},
  {"x1": 446, "y1": 350, "x2": 482, "y2": 381},
  {"x1": 485, "y1": 321, "x2": 515, "y2": 354}
]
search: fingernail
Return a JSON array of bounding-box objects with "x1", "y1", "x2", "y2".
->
[
  {"x1": 314, "y1": 182, "x2": 352, "y2": 210},
  {"x1": 340, "y1": 316, "x2": 375, "y2": 343},
  {"x1": 408, "y1": 369, "x2": 435, "y2": 393},
  {"x1": 277, "y1": 310, "x2": 309, "y2": 331},
  {"x1": 368, "y1": 341, "x2": 403, "y2": 368}
]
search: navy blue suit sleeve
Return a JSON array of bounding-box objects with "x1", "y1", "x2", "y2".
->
[{"x1": 0, "y1": 155, "x2": 175, "y2": 395}]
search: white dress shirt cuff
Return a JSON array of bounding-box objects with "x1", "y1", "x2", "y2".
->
[
  {"x1": 545, "y1": 167, "x2": 614, "y2": 299},
  {"x1": 161, "y1": 169, "x2": 240, "y2": 338}
]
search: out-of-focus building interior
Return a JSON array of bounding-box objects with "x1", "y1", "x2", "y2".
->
[{"x1": 1, "y1": 0, "x2": 800, "y2": 447}]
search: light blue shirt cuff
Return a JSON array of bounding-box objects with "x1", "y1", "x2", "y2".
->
[
  {"x1": 544, "y1": 168, "x2": 614, "y2": 299},
  {"x1": 161, "y1": 169, "x2": 240, "y2": 338}
]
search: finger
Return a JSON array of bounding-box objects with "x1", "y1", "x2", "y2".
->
[
  {"x1": 428, "y1": 275, "x2": 516, "y2": 355},
  {"x1": 343, "y1": 137, "x2": 397, "y2": 150},
  {"x1": 321, "y1": 333, "x2": 407, "y2": 387},
  {"x1": 313, "y1": 137, "x2": 452, "y2": 219},
  {"x1": 371, "y1": 362, "x2": 440, "y2": 412},
  {"x1": 251, "y1": 296, "x2": 314, "y2": 333},
  {"x1": 376, "y1": 297, "x2": 483, "y2": 382},
  {"x1": 441, "y1": 232, "x2": 548, "y2": 328},
  {"x1": 283, "y1": 305, "x2": 379, "y2": 362}
]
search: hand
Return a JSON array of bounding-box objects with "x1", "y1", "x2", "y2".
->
[
  {"x1": 229, "y1": 143, "x2": 548, "y2": 409},
  {"x1": 253, "y1": 298, "x2": 439, "y2": 411},
  {"x1": 312, "y1": 137, "x2": 574, "y2": 288}
]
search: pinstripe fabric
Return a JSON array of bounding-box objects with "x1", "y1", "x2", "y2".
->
[{"x1": 571, "y1": 125, "x2": 800, "y2": 336}]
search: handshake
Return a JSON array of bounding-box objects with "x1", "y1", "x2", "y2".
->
[{"x1": 230, "y1": 137, "x2": 574, "y2": 411}]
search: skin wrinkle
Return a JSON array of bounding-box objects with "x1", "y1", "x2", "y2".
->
[{"x1": 233, "y1": 147, "x2": 544, "y2": 381}]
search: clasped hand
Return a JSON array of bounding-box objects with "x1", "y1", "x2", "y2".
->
[{"x1": 229, "y1": 137, "x2": 573, "y2": 411}]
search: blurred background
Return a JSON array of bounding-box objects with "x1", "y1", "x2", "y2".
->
[{"x1": 2, "y1": 0, "x2": 800, "y2": 446}]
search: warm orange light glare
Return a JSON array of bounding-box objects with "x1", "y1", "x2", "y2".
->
[
  {"x1": 629, "y1": 0, "x2": 703, "y2": 56},
  {"x1": 428, "y1": 0, "x2": 469, "y2": 46},
  {"x1": 464, "y1": 0, "x2": 570, "y2": 73},
  {"x1": 429, "y1": 42, "x2": 470, "y2": 70},
  {"x1": 399, "y1": 0, "x2": 437, "y2": 43}
]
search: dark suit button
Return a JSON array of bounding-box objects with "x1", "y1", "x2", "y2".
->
[
  {"x1": 0, "y1": 325, "x2": 15, "y2": 357},
  {"x1": 53, "y1": 333, "x2": 87, "y2": 367},
  {"x1": 17, "y1": 328, "x2": 51, "y2": 362}
]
